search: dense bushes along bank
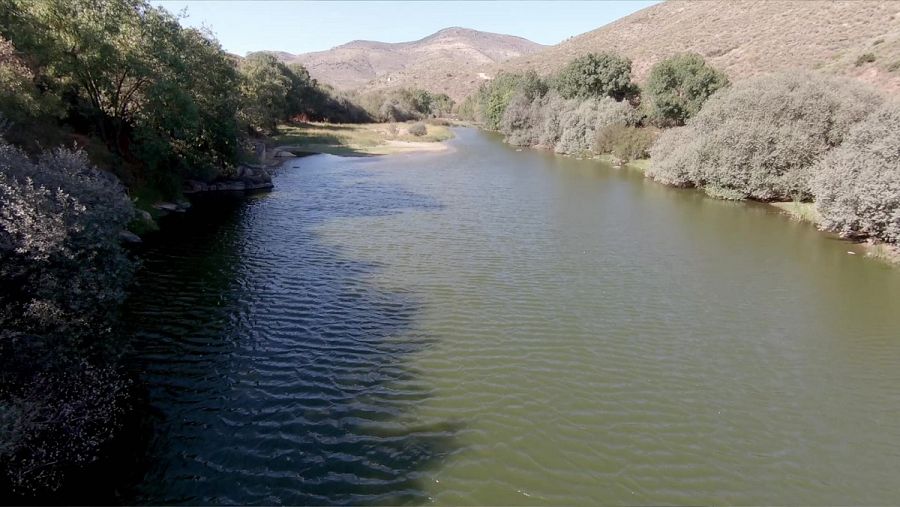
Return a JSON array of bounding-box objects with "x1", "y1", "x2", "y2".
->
[{"x1": 461, "y1": 52, "x2": 900, "y2": 252}]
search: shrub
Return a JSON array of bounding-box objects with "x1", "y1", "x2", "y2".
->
[
  {"x1": 647, "y1": 72, "x2": 882, "y2": 201},
  {"x1": 553, "y1": 52, "x2": 636, "y2": 101},
  {"x1": 498, "y1": 90, "x2": 641, "y2": 154},
  {"x1": 855, "y1": 53, "x2": 877, "y2": 66},
  {"x1": 554, "y1": 97, "x2": 640, "y2": 155},
  {"x1": 537, "y1": 92, "x2": 572, "y2": 148},
  {"x1": 645, "y1": 53, "x2": 729, "y2": 126},
  {"x1": 499, "y1": 91, "x2": 544, "y2": 146},
  {"x1": 470, "y1": 71, "x2": 548, "y2": 130},
  {"x1": 812, "y1": 102, "x2": 900, "y2": 243},
  {"x1": 594, "y1": 124, "x2": 656, "y2": 162},
  {"x1": 0, "y1": 140, "x2": 134, "y2": 492},
  {"x1": 408, "y1": 122, "x2": 427, "y2": 136}
]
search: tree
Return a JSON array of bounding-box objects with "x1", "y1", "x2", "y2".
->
[
  {"x1": 285, "y1": 63, "x2": 315, "y2": 119},
  {"x1": 238, "y1": 53, "x2": 291, "y2": 134},
  {"x1": 429, "y1": 93, "x2": 454, "y2": 117},
  {"x1": 553, "y1": 52, "x2": 635, "y2": 101},
  {"x1": 3, "y1": 0, "x2": 245, "y2": 188},
  {"x1": 646, "y1": 53, "x2": 729, "y2": 126}
]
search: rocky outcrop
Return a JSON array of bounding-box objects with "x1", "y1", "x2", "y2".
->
[{"x1": 183, "y1": 165, "x2": 274, "y2": 194}]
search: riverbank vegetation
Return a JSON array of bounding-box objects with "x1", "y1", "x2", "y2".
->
[
  {"x1": 461, "y1": 51, "x2": 899, "y2": 256},
  {"x1": 0, "y1": 140, "x2": 134, "y2": 494}
]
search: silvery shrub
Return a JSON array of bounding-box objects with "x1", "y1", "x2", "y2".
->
[
  {"x1": 647, "y1": 72, "x2": 883, "y2": 201},
  {"x1": 812, "y1": 102, "x2": 900, "y2": 243}
]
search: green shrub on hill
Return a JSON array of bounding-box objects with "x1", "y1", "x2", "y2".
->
[
  {"x1": 645, "y1": 53, "x2": 729, "y2": 126},
  {"x1": 553, "y1": 52, "x2": 637, "y2": 101}
]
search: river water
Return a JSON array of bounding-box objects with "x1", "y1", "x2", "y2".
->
[{"x1": 123, "y1": 128, "x2": 900, "y2": 505}]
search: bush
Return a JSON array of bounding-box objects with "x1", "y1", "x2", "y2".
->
[
  {"x1": 594, "y1": 124, "x2": 656, "y2": 162},
  {"x1": 408, "y1": 122, "x2": 427, "y2": 136},
  {"x1": 554, "y1": 97, "x2": 639, "y2": 155},
  {"x1": 0, "y1": 140, "x2": 134, "y2": 492},
  {"x1": 553, "y1": 52, "x2": 636, "y2": 101},
  {"x1": 812, "y1": 102, "x2": 900, "y2": 243},
  {"x1": 645, "y1": 53, "x2": 729, "y2": 126},
  {"x1": 470, "y1": 71, "x2": 548, "y2": 130},
  {"x1": 855, "y1": 53, "x2": 877, "y2": 66},
  {"x1": 647, "y1": 72, "x2": 883, "y2": 201},
  {"x1": 499, "y1": 91, "x2": 545, "y2": 146},
  {"x1": 498, "y1": 89, "x2": 641, "y2": 155},
  {"x1": 358, "y1": 88, "x2": 452, "y2": 123}
]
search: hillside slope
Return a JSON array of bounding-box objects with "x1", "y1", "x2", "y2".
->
[
  {"x1": 263, "y1": 27, "x2": 544, "y2": 100},
  {"x1": 499, "y1": 1, "x2": 900, "y2": 95}
]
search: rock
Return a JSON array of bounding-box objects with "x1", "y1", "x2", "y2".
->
[
  {"x1": 176, "y1": 200, "x2": 191, "y2": 211},
  {"x1": 274, "y1": 150, "x2": 294, "y2": 158},
  {"x1": 153, "y1": 202, "x2": 178, "y2": 211},
  {"x1": 119, "y1": 230, "x2": 142, "y2": 244},
  {"x1": 137, "y1": 209, "x2": 153, "y2": 222},
  {"x1": 185, "y1": 180, "x2": 208, "y2": 193}
]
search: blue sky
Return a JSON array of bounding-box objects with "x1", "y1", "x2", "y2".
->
[{"x1": 154, "y1": 1, "x2": 659, "y2": 55}]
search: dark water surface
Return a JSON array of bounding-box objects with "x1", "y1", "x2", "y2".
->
[{"x1": 123, "y1": 128, "x2": 900, "y2": 505}]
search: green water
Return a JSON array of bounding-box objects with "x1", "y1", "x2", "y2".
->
[{"x1": 127, "y1": 128, "x2": 900, "y2": 504}]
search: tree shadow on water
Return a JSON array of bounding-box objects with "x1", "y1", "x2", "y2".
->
[{"x1": 108, "y1": 166, "x2": 461, "y2": 505}]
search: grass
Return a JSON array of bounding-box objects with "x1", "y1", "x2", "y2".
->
[
  {"x1": 770, "y1": 201, "x2": 821, "y2": 224},
  {"x1": 625, "y1": 158, "x2": 650, "y2": 172},
  {"x1": 271, "y1": 122, "x2": 454, "y2": 157},
  {"x1": 596, "y1": 154, "x2": 651, "y2": 173}
]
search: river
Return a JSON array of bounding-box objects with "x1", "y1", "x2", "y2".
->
[{"x1": 122, "y1": 128, "x2": 900, "y2": 504}]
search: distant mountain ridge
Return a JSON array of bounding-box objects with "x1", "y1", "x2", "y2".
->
[{"x1": 256, "y1": 27, "x2": 545, "y2": 100}]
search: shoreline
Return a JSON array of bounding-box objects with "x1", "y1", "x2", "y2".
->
[{"x1": 532, "y1": 147, "x2": 900, "y2": 266}]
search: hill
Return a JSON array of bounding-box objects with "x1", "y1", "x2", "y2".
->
[
  {"x1": 498, "y1": 0, "x2": 900, "y2": 95},
  {"x1": 260, "y1": 27, "x2": 544, "y2": 100}
]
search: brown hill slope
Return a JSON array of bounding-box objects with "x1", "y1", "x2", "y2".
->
[
  {"x1": 263, "y1": 27, "x2": 544, "y2": 100},
  {"x1": 498, "y1": 1, "x2": 900, "y2": 95}
]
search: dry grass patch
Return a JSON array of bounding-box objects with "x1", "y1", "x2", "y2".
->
[
  {"x1": 770, "y1": 201, "x2": 821, "y2": 224},
  {"x1": 272, "y1": 122, "x2": 453, "y2": 156}
]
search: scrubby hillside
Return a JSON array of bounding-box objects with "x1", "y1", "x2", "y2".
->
[
  {"x1": 259, "y1": 27, "x2": 544, "y2": 100},
  {"x1": 499, "y1": 0, "x2": 900, "y2": 94}
]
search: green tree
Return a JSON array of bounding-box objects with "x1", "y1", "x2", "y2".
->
[
  {"x1": 238, "y1": 53, "x2": 291, "y2": 134},
  {"x1": 646, "y1": 53, "x2": 729, "y2": 126},
  {"x1": 285, "y1": 63, "x2": 315, "y2": 118},
  {"x1": 2, "y1": 0, "x2": 245, "y2": 189},
  {"x1": 553, "y1": 52, "x2": 635, "y2": 101}
]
